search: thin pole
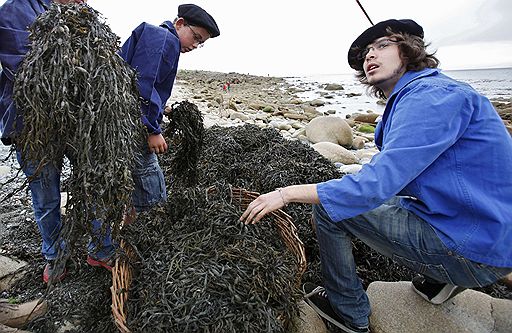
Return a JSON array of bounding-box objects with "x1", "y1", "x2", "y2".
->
[{"x1": 355, "y1": 0, "x2": 374, "y2": 26}]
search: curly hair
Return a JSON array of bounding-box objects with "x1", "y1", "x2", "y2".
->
[{"x1": 354, "y1": 28, "x2": 440, "y2": 99}]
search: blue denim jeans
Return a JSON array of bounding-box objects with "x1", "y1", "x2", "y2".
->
[
  {"x1": 131, "y1": 149, "x2": 167, "y2": 212},
  {"x1": 313, "y1": 197, "x2": 512, "y2": 327},
  {"x1": 17, "y1": 151, "x2": 115, "y2": 260}
]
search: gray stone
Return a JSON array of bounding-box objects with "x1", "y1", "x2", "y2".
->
[
  {"x1": 324, "y1": 83, "x2": 344, "y2": 91},
  {"x1": 306, "y1": 116, "x2": 353, "y2": 147},
  {"x1": 367, "y1": 281, "x2": 512, "y2": 333},
  {"x1": 312, "y1": 142, "x2": 358, "y2": 164},
  {"x1": 290, "y1": 301, "x2": 328, "y2": 333},
  {"x1": 309, "y1": 99, "x2": 325, "y2": 107},
  {"x1": 0, "y1": 256, "x2": 27, "y2": 291}
]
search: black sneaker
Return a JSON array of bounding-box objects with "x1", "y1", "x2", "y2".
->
[
  {"x1": 411, "y1": 275, "x2": 466, "y2": 305},
  {"x1": 303, "y1": 283, "x2": 369, "y2": 333}
]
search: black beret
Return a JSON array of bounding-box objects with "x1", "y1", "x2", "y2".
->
[
  {"x1": 348, "y1": 19, "x2": 423, "y2": 70},
  {"x1": 178, "y1": 4, "x2": 220, "y2": 38}
]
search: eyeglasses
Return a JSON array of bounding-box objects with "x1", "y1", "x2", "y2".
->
[
  {"x1": 357, "y1": 38, "x2": 399, "y2": 60},
  {"x1": 187, "y1": 25, "x2": 205, "y2": 48}
]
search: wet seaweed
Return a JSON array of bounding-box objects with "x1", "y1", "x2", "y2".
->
[
  {"x1": 123, "y1": 186, "x2": 302, "y2": 332},
  {"x1": 164, "y1": 101, "x2": 204, "y2": 187},
  {"x1": 12, "y1": 3, "x2": 144, "y2": 266}
]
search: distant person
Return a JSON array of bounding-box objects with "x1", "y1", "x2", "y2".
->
[
  {"x1": 240, "y1": 19, "x2": 512, "y2": 332},
  {"x1": 0, "y1": 0, "x2": 118, "y2": 283},
  {"x1": 119, "y1": 4, "x2": 220, "y2": 224}
]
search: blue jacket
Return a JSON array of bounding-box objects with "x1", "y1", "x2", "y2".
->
[
  {"x1": 0, "y1": 0, "x2": 51, "y2": 145},
  {"x1": 119, "y1": 21, "x2": 180, "y2": 135},
  {"x1": 317, "y1": 68, "x2": 512, "y2": 267}
]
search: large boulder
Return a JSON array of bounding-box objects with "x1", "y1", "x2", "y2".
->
[
  {"x1": 306, "y1": 116, "x2": 353, "y2": 147},
  {"x1": 367, "y1": 281, "x2": 512, "y2": 333},
  {"x1": 290, "y1": 301, "x2": 328, "y2": 333}
]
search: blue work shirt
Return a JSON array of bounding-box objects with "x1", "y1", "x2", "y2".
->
[
  {"x1": 317, "y1": 68, "x2": 512, "y2": 267},
  {"x1": 119, "y1": 21, "x2": 180, "y2": 135},
  {"x1": 0, "y1": 0, "x2": 51, "y2": 145}
]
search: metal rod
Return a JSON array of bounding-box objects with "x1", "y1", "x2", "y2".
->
[{"x1": 355, "y1": 0, "x2": 374, "y2": 26}]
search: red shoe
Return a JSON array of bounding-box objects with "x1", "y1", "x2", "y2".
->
[
  {"x1": 86, "y1": 255, "x2": 115, "y2": 271},
  {"x1": 43, "y1": 261, "x2": 67, "y2": 284}
]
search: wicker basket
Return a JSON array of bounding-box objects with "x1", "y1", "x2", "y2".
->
[
  {"x1": 111, "y1": 239, "x2": 136, "y2": 333},
  {"x1": 111, "y1": 186, "x2": 307, "y2": 332},
  {"x1": 224, "y1": 187, "x2": 307, "y2": 280}
]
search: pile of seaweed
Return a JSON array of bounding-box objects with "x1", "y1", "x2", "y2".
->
[
  {"x1": 11, "y1": 3, "x2": 143, "y2": 266},
  {"x1": 120, "y1": 122, "x2": 336, "y2": 332},
  {"x1": 123, "y1": 185, "x2": 302, "y2": 332}
]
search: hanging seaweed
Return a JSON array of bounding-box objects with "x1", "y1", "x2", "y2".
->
[
  {"x1": 164, "y1": 100, "x2": 204, "y2": 187},
  {"x1": 12, "y1": 3, "x2": 144, "y2": 263}
]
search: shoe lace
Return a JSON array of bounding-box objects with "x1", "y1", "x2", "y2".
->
[
  {"x1": 305, "y1": 286, "x2": 329, "y2": 300},
  {"x1": 317, "y1": 288, "x2": 328, "y2": 299}
]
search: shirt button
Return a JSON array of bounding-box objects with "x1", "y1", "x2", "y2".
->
[{"x1": 447, "y1": 251, "x2": 453, "y2": 255}]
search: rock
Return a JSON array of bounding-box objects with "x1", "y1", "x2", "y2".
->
[
  {"x1": 262, "y1": 105, "x2": 275, "y2": 113},
  {"x1": 306, "y1": 116, "x2": 353, "y2": 147},
  {"x1": 354, "y1": 113, "x2": 379, "y2": 124},
  {"x1": 345, "y1": 92, "x2": 362, "y2": 97},
  {"x1": 0, "y1": 299, "x2": 48, "y2": 328},
  {"x1": 0, "y1": 256, "x2": 27, "y2": 291},
  {"x1": 248, "y1": 102, "x2": 266, "y2": 111},
  {"x1": 357, "y1": 124, "x2": 375, "y2": 134},
  {"x1": 344, "y1": 118, "x2": 356, "y2": 127},
  {"x1": 284, "y1": 113, "x2": 309, "y2": 120},
  {"x1": 289, "y1": 301, "x2": 328, "y2": 333},
  {"x1": 367, "y1": 281, "x2": 512, "y2": 333},
  {"x1": 309, "y1": 99, "x2": 325, "y2": 107},
  {"x1": 339, "y1": 164, "x2": 363, "y2": 174},
  {"x1": 352, "y1": 137, "x2": 366, "y2": 150},
  {"x1": 323, "y1": 83, "x2": 344, "y2": 91},
  {"x1": 292, "y1": 128, "x2": 307, "y2": 139},
  {"x1": 312, "y1": 142, "x2": 358, "y2": 164},
  {"x1": 229, "y1": 112, "x2": 249, "y2": 122},
  {"x1": 0, "y1": 323, "x2": 32, "y2": 332},
  {"x1": 228, "y1": 100, "x2": 238, "y2": 111}
]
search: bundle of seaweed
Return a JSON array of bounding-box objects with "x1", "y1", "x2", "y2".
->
[
  {"x1": 161, "y1": 123, "x2": 415, "y2": 287},
  {"x1": 13, "y1": 4, "x2": 144, "y2": 260},
  {"x1": 160, "y1": 124, "x2": 339, "y2": 283},
  {"x1": 123, "y1": 185, "x2": 302, "y2": 333},
  {"x1": 164, "y1": 101, "x2": 204, "y2": 187}
]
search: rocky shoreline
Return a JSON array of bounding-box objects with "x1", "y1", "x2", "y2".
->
[
  {"x1": 0, "y1": 70, "x2": 511, "y2": 333},
  {"x1": 170, "y1": 69, "x2": 512, "y2": 172}
]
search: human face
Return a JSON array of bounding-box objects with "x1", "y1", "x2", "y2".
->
[
  {"x1": 176, "y1": 20, "x2": 210, "y2": 53},
  {"x1": 363, "y1": 37, "x2": 406, "y2": 97}
]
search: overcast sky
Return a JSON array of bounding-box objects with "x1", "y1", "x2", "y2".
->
[{"x1": 3, "y1": 0, "x2": 512, "y2": 76}]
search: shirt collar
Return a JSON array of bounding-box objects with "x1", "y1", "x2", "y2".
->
[
  {"x1": 160, "y1": 21, "x2": 178, "y2": 38},
  {"x1": 389, "y1": 68, "x2": 441, "y2": 98}
]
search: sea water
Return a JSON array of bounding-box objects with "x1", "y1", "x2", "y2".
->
[{"x1": 286, "y1": 67, "x2": 512, "y2": 118}]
